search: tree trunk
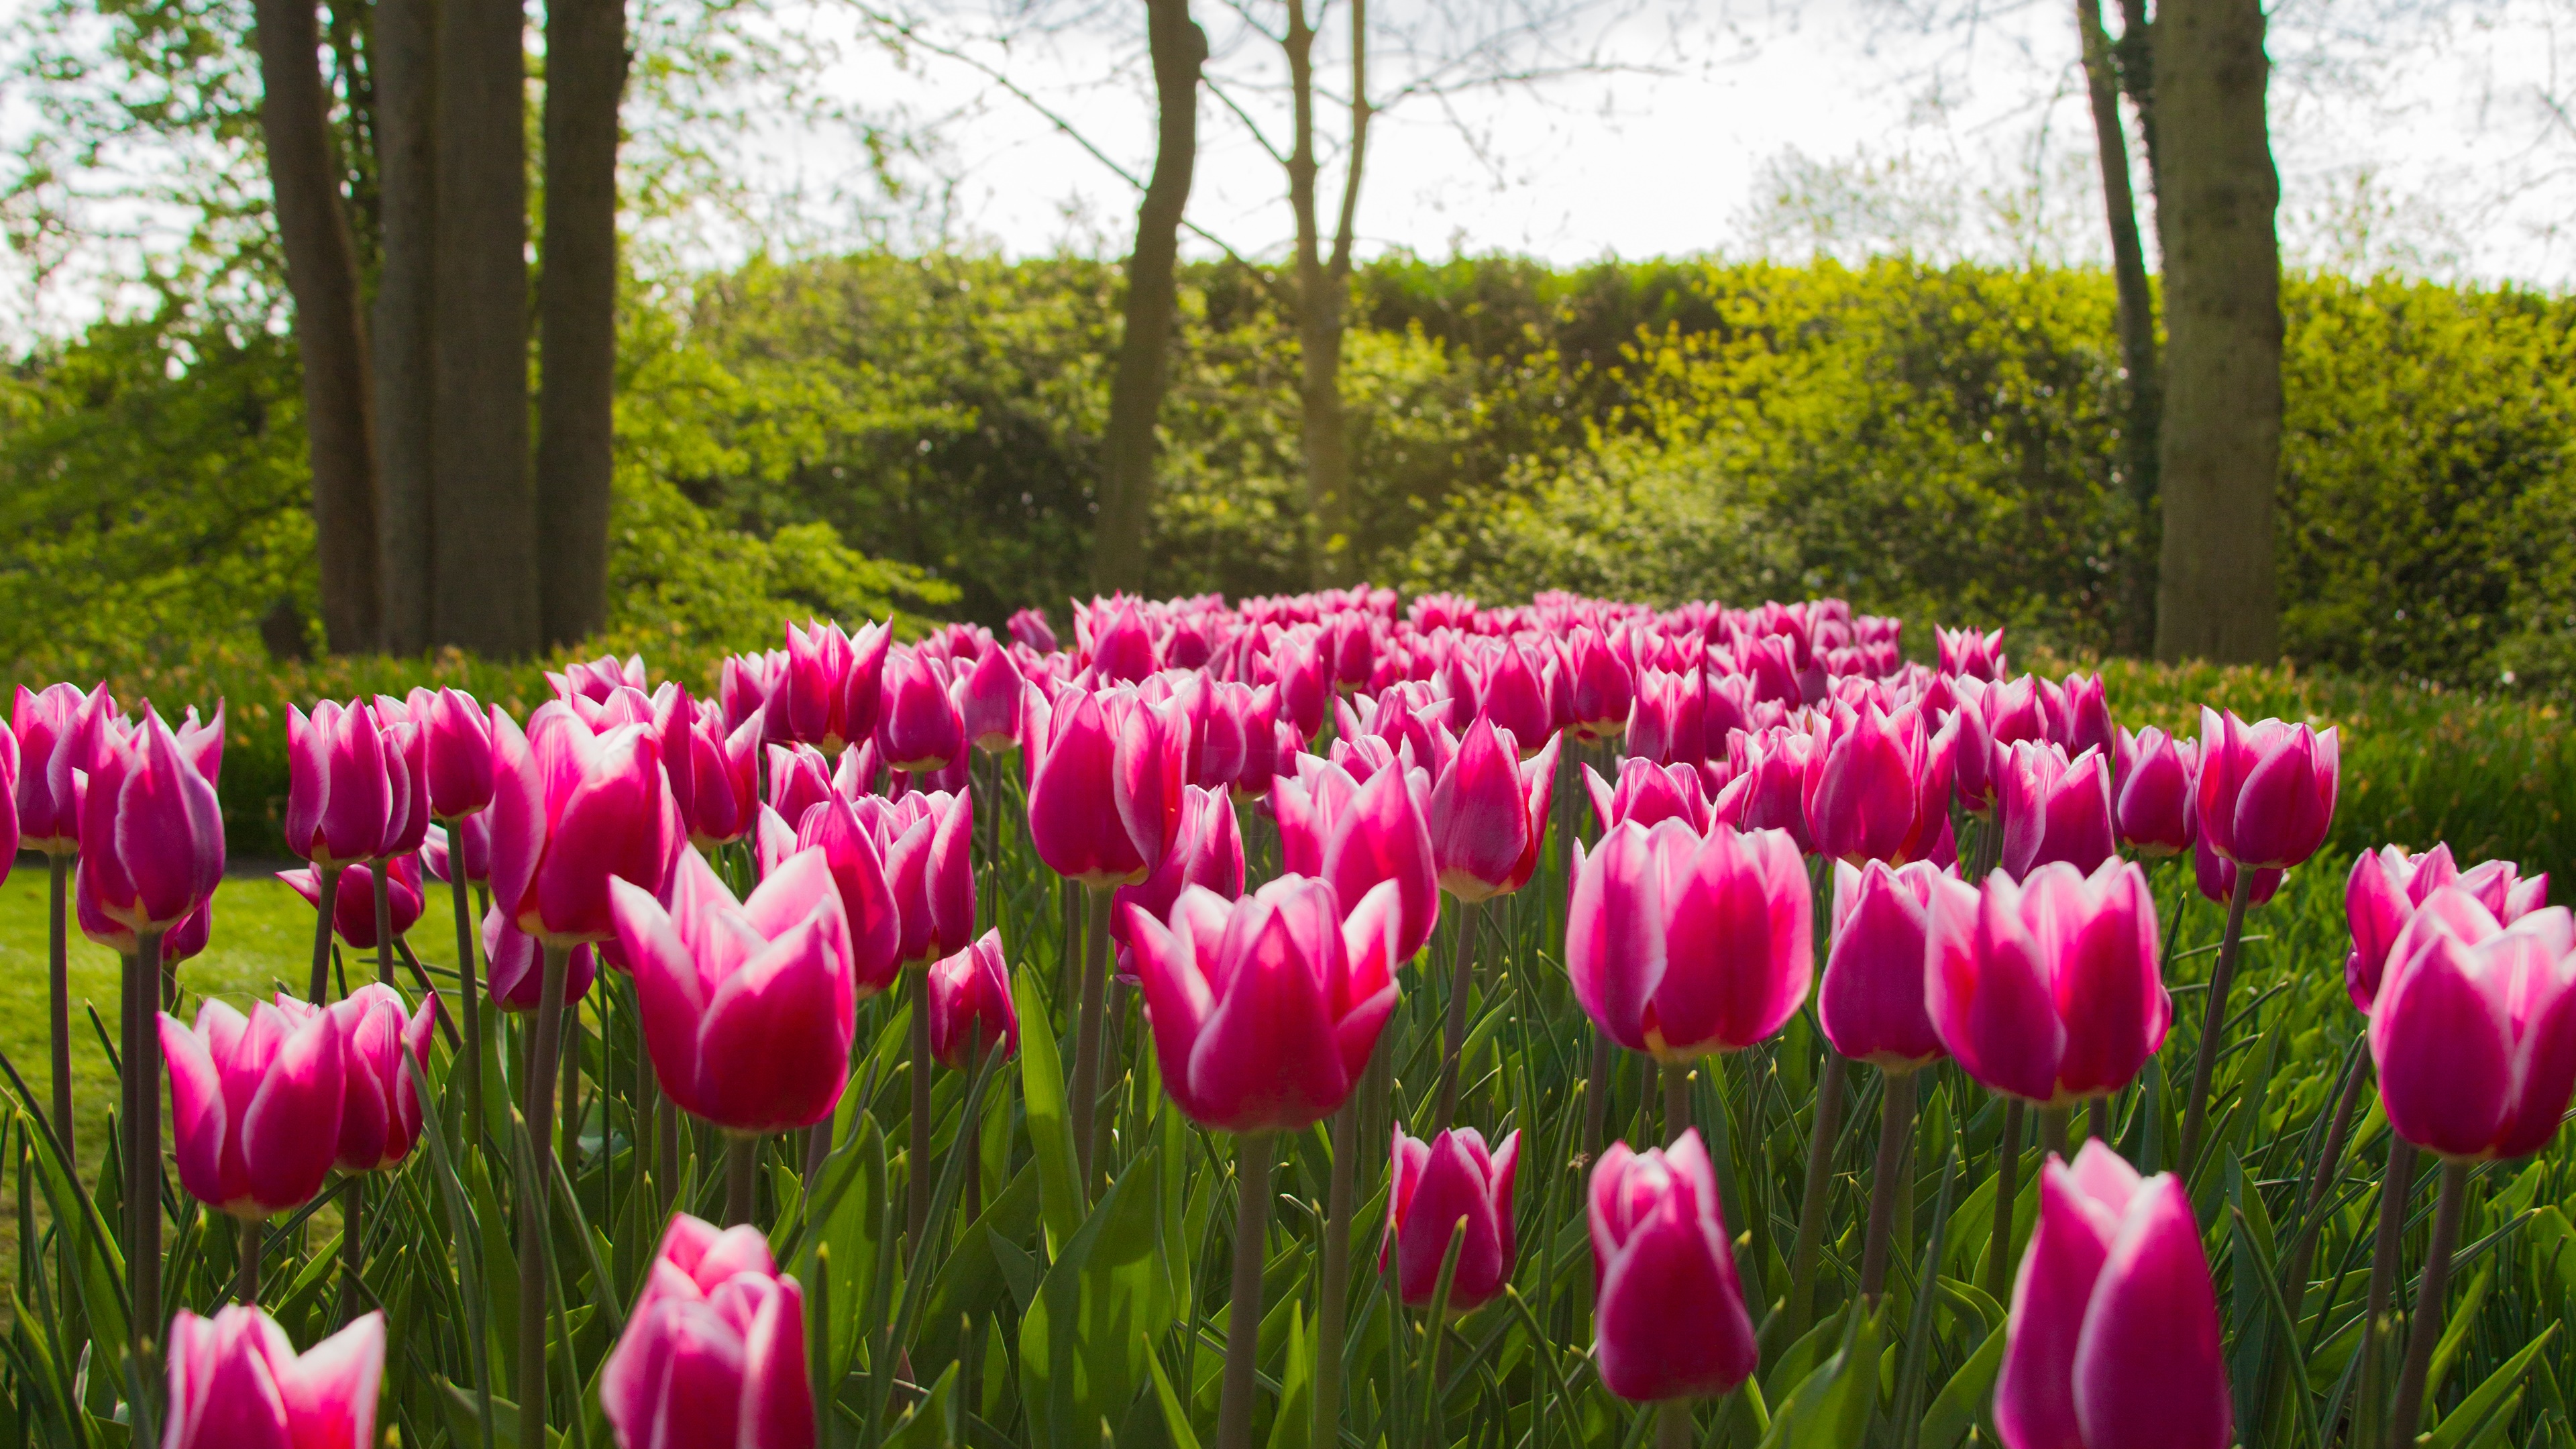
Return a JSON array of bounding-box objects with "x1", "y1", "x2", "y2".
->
[
  {"x1": 2116, "y1": 0, "x2": 2159, "y2": 182},
  {"x1": 2151, "y1": 0, "x2": 2281, "y2": 663},
  {"x1": 431, "y1": 0, "x2": 541, "y2": 656},
  {"x1": 1287, "y1": 0, "x2": 1368, "y2": 590},
  {"x1": 1091, "y1": 0, "x2": 1205, "y2": 596},
  {"x1": 2078, "y1": 0, "x2": 2162, "y2": 653},
  {"x1": 373, "y1": 0, "x2": 437, "y2": 654},
  {"x1": 256, "y1": 0, "x2": 382, "y2": 653},
  {"x1": 536, "y1": 0, "x2": 628, "y2": 647}
]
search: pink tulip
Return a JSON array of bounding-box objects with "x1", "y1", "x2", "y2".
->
[
  {"x1": 1997, "y1": 741, "x2": 2117, "y2": 879},
  {"x1": 2192, "y1": 828, "x2": 2282, "y2": 910},
  {"x1": 489, "y1": 704, "x2": 681, "y2": 948},
  {"x1": 776, "y1": 618, "x2": 889, "y2": 754},
  {"x1": 161, "y1": 998, "x2": 345, "y2": 1219},
  {"x1": 1951, "y1": 676, "x2": 2049, "y2": 816},
  {"x1": 721, "y1": 651, "x2": 784, "y2": 735},
  {"x1": 12, "y1": 682, "x2": 113, "y2": 853},
  {"x1": 483, "y1": 906, "x2": 598, "y2": 1010},
  {"x1": 2114, "y1": 727, "x2": 2195, "y2": 858},
  {"x1": 1009, "y1": 607, "x2": 1059, "y2": 653},
  {"x1": 1802, "y1": 701, "x2": 1953, "y2": 866},
  {"x1": 313, "y1": 983, "x2": 437, "y2": 1173},
  {"x1": 1113, "y1": 785, "x2": 1246, "y2": 977},
  {"x1": 612, "y1": 845, "x2": 857, "y2": 1134},
  {"x1": 80, "y1": 706, "x2": 225, "y2": 934},
  {"x1": 1027, "y1": 691, "x2": 1153, "y2": 887},
  {"x1": 1587, "y1": 1130, "x2": 1758, "y2": 1403},
  {"x1": 1275, "y1": 761, "x2": 1438, "y2": 966},
  {"x1": 162, "y1": 1306, "x2": 384, "y2": 1449},
  {"x1": 856, "y1": 788, "x2": 975, "y2": 965},
  {"x1": 2194, "y1": 707, "x2": 2339, "y2": 869},
  {"x1": 877, "y1": 647, "x2": 965, "y2": 772},
  {"x1": 1936, "y1": 626, "x2": 2007, "y2": 681},
  {"x1": 1087, "y1": 598, "x2": 1160, "y2": 684},
  {"x1": 2041, "y1": 673, "x2": 2117, "y2": 763},
  {"x1": 959, "y1": 647, "x2": 1028, "y2": 754},
  {"x1": 1819, "y1": 860, "x2": 1949, "y2": 1071},
  {"x1": 604, "y1": 1216, "x2": 814, "y2": 1449},
  {"x1": 2345, "y1": 843, "x2": 2551, "y2": 1011},
  {"x1": 1712, "y1": 724, "x2": 1816, "y2": 853},
  {"x1": 1926, "y1": 860, "x2": 2168, "y2": 1106},
  {"x1": 285, "y1": 700, "x2": 414, "y2": 866},
  {"x1": 1566, "y1": 628, "x2": 1634, "y2": 743},
  {"x1": 549, "y1": 653, "x2": 647, "y2": 704},
  {"x1": 1428, "y1": 716, "x2": 1559, "y2": 903},
  {"x1": 1383, "y1": 1126, "x2": 1520, "y2": 1311},
  {"x1": 1125, "y1": 875, "x2": 1401, "y2": 1134},
  {"x1": 423, "y1": 816, "x2": 490, "y2": 885},
  {"x1": 928, "y1": 928, "x2": 1018, "y2": 1069},
  {"x1": 1583, "y1": 758, "x2": 1710, "y2": 834},
  {"x1": 2369, "y1": 890, "x2": 2576, "y2": 1161},
  {"x1": 658, "y1": 688, "x2": 759, "y2": 850},
  {"x1": 77, "y1": 868, "x2": 211, "y2": 961},
  {"x1": 789, "y1": 796, "x2": 906, "y2": 998},
  {"x1": 409, "y1": 686, "x2": 495, "y2": 819},
  {"x1": 1478, "y1": 641, "x2": 1553, "y2": 756},
  {"x1": 1995, "y1": 1143, "x2": 2231, "y2": 1449},
  {"x1": 1568, "y1": 821, "x2": 1811, "y2": 1060},
  {"x1": 765, "y1": 743, "x2": 835, "y2": 830},
  {"x1": 277, "y1": 855, "x2": 425, "y2": 949}
]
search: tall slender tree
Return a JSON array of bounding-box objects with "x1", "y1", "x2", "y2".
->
[
  {"x1": 2075, "y1": 0, "x2": 2161, "y2": 651},
  {"x1": 1285, "y1": 0, "x2": 1368, "y2": 590},
  {"x1": 373, "y1": 0, "x2": 437, "y2": 654},
  {"x1": 255, "y1": 0, "x2": 382, "y2": 652},
  {"x1": 536, "y1": 0, "x2": 630, "y2": 645},
  {"x1": 1091, "y1": 0, "x2": 1207, "y2": 596},
  {"x1": 2152, "y1": 0, "x2": 2282, "y2": 661}
]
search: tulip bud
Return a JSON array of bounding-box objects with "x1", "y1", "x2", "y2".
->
[
  {"x1": 1802, "y1": 701, "x2": 1953, "y2": 866},
  {"x1": 2343, "y1": 843, "x2": 2551, "y2": 1012},
  {"x1": 162, "y1": 1307, "x2": 384, "y2": 1449},
  {"x1": 13, "y1": 682, "x2": 113, "y2": 854},
  {"x1": 604, "y1": 1216, "x2": 814, "y2": 1449},
  {"x1": 162, "y1": 999, "x2": 345, "y2": 1219},
  {"x1": 1587, "y1": 1131, "x2": 1758, "y2": 1403},
  {"x1": 81, "y1": 706, "x2": 225, "y2": 934},
  {"x1": 549, "y1": 653, "x2": 648, "y2": 704},
  {"x1": 2194, "y1": 707, "x2": 2339, "y2": 869},
  {"x1": 1009, "y1": 607, "x2": 1059, "y2": 653},
  {"x1": 665, "y1": 696, "x2": 760, "y2": 850},
  {"x1": 321, "y1": 982, "x2": 438, "y2": 1173},
  {"x1": 1087, "y1": 599, "x2": 1160, "y2": 684},
  {"x1": 1566, "y1": 628, "x2": 1634, "y2": 743},
  {"x1": 483, "y1": 906, "x2": 598, "y2": 1010},
  {"x1": 1819, "y1": 859, "x2": 1949, "y2": 1072},
  {"x1": 2114, "y1": 727, "x2": 2195, "y2": 858},
  {"x1": 2369, "y1": 890, "x2": 2576, "y2": 1161},
  {"x1": 286, "y1": 700, "x2": 413, "y2": 866},
  {"x1": 278, "y1": 854, "x2": 426, "y2": 949},
  {"x1": 1383, "y1": 1126, "x2": 1520, "y2": 1311},
  {"x1": 928, "y1": 928, "x2": 1018, "y2": 1069},
  {"x1": 959, "y1": 647, "x2": 1028, "y2": 755},
  {"x1": 1028, "y1": 692, "x2": 1153, "y2": 887},
  {"x1": 1996, "y1": 741, "x2": 2116, "y2": 880},
  {"x1": 1568, "y1": 821, "x2": 1811, "y2": 1061},
  {"x1": 490, "y1": 705, "x2": 682, "y2": 948},
  {"x1": 877, "y1": 646, "x2": 965, "y2": 773},
  {"x1": 1713, "y1": 724, "x2": 1816, "y2": 853},
  {"x1": 1428, "y1": 716, "x2": 1557, "y2": 903},
  {"x1": 1935, "y1": 625, "x2": 2007, "y2": 681},
  {"x1": 720, "y1": 651, "x2": 784, "y2": 736},
  {"x1": 2043, "y1": 672, "x2": 2117, "y2": 762},
  {"x1": 414, "y1": 686, "x2": 496, "y2": 819},
  {"x1": 1995, "y1": 1144, "x2": 2231, "y2": 1449},
  {"x1": 1583, "y1": 757, "x2": 1711, "y2": 835},
  {"x1": 1479, "y1": 641, "x2": 1553, "y2": 756},
  {"x1": 1926, "y1": 860, "x2": 2169, "y2": 1105}
]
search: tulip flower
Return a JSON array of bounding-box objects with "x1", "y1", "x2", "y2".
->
[
  {"x1": 396, "y1": 684, "x2": 495, "y2": 820},
  {"x1": 1583, "y1": 758, "x2": 1711, "y2": 835},
  {"x1": 1010, "y1": 607, "x2": 1059, "y2": 653},
  {"x1": 1027, "y1": 691, "x2": 1149, "y2": 886},
  {"x1": 959, "y1": 646, "x2": 1028, "y2": 754},
  {"x1": 1428, "y1": 716, "x2": 1559, "y2": 903},
  {"x1": 549, "y1": 653, "x2": 647, "y2": 704},
  {"x1": 1383, "y1": 1126, "x2": 1520, "y2": 1312},
  {"x1": 2345, "y1": 843, "x2": 2551, "y2": 1012},
  {"x1": 663, "y1": 689, "x2": 760, "y2": 849},
  {"x1": 285, "y1": 700, "x2": 415, "y2": 867},
  {"x1": 603, "y1": 1216, "x2": 814, "y2": 1449},
  {"x1": 776, "y1": 618, "x2": 889, "y2": 754},
  {"x1": 1587, "y1": 1130, "x2": 1759, "y2": 1403},
  {"x1": 0, "y1": 724, "x2": 16, "y2": 877},
  {"x1": 1566, "y1": 628, "x2": 1634, "y2": 743},
  {"x1": 1568, "y1": 821, "x2": 1811, "y2": 1061},
  {"x1": 13, "y1": 681, "x2": 111, "y2": 853},
  {"x1": 81, "y1": 706, "x2": 225, "y2": 934},
  {"x1": 928, "y1": 928, "x2": 1017, "y2": 1069},
  {"x1": 1994, "y1": 1143, "x2": 2231, "y2": 1449},
  {"x1": 1802, "y1": 701, "x2": 1953, "y2": 866},
  {"x1": 1951, "y1": 675, "x2": 2048, "y2": 816},
  {"x1": 1275, "y1": 762, "x2": 1438, "y2": 967},
  {"x1": 2191, "y1": 824, "x2": 2282, "y2": 908},
  {"x1": 161, "y1": 998, "x2": 345, "y2": 1219},
  {"x1": 722, "y1": 651, "x2": 784, "y2": 735},
  {"x1": 1087, "y1": 598, "x2": 1161, "y2": 684},
  {"x1": 2369, "y1": 890, "x2": 2576, "y2": 1161},
  {"x1": 1996, "y1": 741, "x2": 2116, "y2": 879},
  {"x1": 1925, "y1": 860, "x2": 2168, "y2": 1106},
  {"x1": 484, "y1": 907, "x2": 599, "y2": 1010},
  {"x1": 1125, "y1": 875, "x2": 1401, "y2": 1134},
  {"x1": 424, "y1": 816, "x2": 490, "y2": 885},
  {"x1": 1113, "y1": 784, "x2": 1247, "y2": 976},
  {"x1": 857, "y1": 788, "x2": 975, "y2": 965},
  {"x1": 2041, "y1": 673, "x2": 2117, "y2": 763},
  {"x1": 788, "y1": 796, "x2": 906, "y2": 998},
  {"x1": 1936, "y1": 625, "x2": 2007, "y2": 681},
  {"x1": 878, "y1": 646, "x2": 965, "y2": 772},
  {"x1": 489, "y1": 704, "x2": 681, "y2": 948},
  {"x1": 1819, "y1": 860, "x2": 1949, "y2": 1072},
  {"x1": 612, "y1": 845, "x2": 857, "y2": 1135},
  {"x1": 765, "y1": 743, "x2": 835, "y2": 833},
  {"x1": 1477, "y1": 641, "x2": 1554, "y2": 756},
  {"x1": 1712, "y1": 724, "x2": 1816, "y2": 853},
  {"x1": 162, "y1": 1306, "x2": 384, "y2": 1449},
  {"x1": 278, "y1": 855, "x2": 425, "y2": 950},
  {"x1": 75, "y1": 864, "x2": 209, "y2": 959},
  {"x1": 2113, "y1": 727, "x2": 2194, "y2": 857},
  {"x1": 2194, "y1": 707, "x2": 2339, "y2": 869},
  {"x1": 293, "y1": 982, "x2": 437, "y2": 1173}
]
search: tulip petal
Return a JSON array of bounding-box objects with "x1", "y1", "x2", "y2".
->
[{"x1": 2071, "y1": 1178, "x2": 2233, "y2": 1449}]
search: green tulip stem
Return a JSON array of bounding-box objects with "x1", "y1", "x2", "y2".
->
[
  {"x1": 519, "y1": 943, "x2": 572, "y2": 1449},
  {"x1": 2357, "y1": 1133, "x2": 2420, "y2": 1443},
  {"x1": 373, "y1": 867, "x2": 395, "y2": 986},
  {"x1": 1582, "y1": 1028, "x2": 1615, "y2": 1163},
  {"x1": 237, "y1": 1217, "x2": 262, "y2": 1305},
  {"x1": 1433, "y1": 898, "x2": 1483, "y2": 1130},
  {"x1": 908, "y1": 965, "x2": 933, "y2": 1245},
  {"x1": 2039, "y1": 1104, "x2": 2072, "y2": 1163},
  {"x1": 1983, "y1": 1097, "x2": 2026, "y2": 1308},
  {"x1": 1069, "y1": 885, "x2": 1113, "y2": 1200},
  {"x1": 336, "y1": 1174, "x2": 366, "y2": 1324},
  {"x1": 130, "y1": 927, "x2": 165, "y2": 1382},
  {"x1": 1861, "y1": 1069, "x2": 1917, "y2": 1305},
  {"x1": 1656, "y1": 1399, "x2": 1696, "y2": 1449},
  {"x1": 449, "y1": 866, "x2": 486, "y2": 1154},
  {"x1": 307, "y1": 864, "x2": 343, "y2": 1002},
  {"x1": 727, "y1": 1133, "x2": 760, "y2": 1227},
  {"x1": 1216, "y1": 1133, "x2": 1277, "y2": 1449},
  {"x1": 2388, "y1": 1158, "x2": 2471, "y2": 1448},
  {"x1": 1664, "y1": 1061, "x2": 1692, "y2": 1146},
  {"x1": 1313, "y1": 1095, "x2": 1359, "y2": 1447},
  {"x1": 2178, "y1": 867, "x2": 2254, "y2": 1173},
  {"x1": 47, "y1": 855, "x2": 72, "y2": 1159},
  {"x1": 1784, "y1": 1049, "x2": 1849, "y2": 1341}
]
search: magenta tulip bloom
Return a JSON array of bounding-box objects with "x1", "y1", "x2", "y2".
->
[
  {"x1": 1936, "y1": 625, "x2": 2007, "y2": 681},
  {"x1": 2369, "y1": 890, "x2": 2576, "y2": 1161},
  {"x1": 161, "y1": 998, "x2": 345, "y2": 1220},
  {"x1": 2345, "y1": 843, "x2": 2551, "y2": 1011},
  {"x1": 1477, "y1": 641, "x2": 1553, "y2": 756},
  {"x1": 1802, "y1": 701, "x2": 1953, "y2": 866},
  {"x1": 776, "y1": 618, "x2": 889, "y2": 755},
  {"x1": 307, "y1": 983, "x2": 437, "y2": 1173},
  {"x1": 604, "y1": 1216, "x2": 814, "y2": 1449},
  {"x1": 489, "y1": 704, "x2": 681, "y2": 948},
  {"x1": 1712, "y1": 724, "x2": 1817, "y2": 853},
  {"x1": 928, "y1": 928, "x2": 1017, "y2": 1069},
  {"x1": 80, "y1": 706, "x2": 225, "y2": 934},
  {"x1": 789, "y1": 796, "x2": 906, "y2": 999},
  {"x1": 424, "y1": 816, "x2": 490, "y2": 886},
  {"x1": 1113, "y1": 784, "x2": 1246, "y2": 977},
  {"x1": 1383, "y1": 1126, "x2": 1520, "y2": 1311},
  {"x1": 285, "y1": 700, "x2": 413, "y2": 867},
  {"x1": 1566, "y1": 628, "x2": 1634, "y2": 743},
  {"x1": 1587, "y1": 1130, "x2": 1758, "y2": 1403},
  {"x1": 163, "y1": 1306, "x2": 384, "y2": 1449},
  {"x1": 2114, "y1": 727, "x2": 2195, "y2": 858},
  {"x1": 1428, "y1": 716, "x2": 1559, "y2": 903},
  {"x1": 959, "y1": 647, "x2": 1028, "y2": 755},
  {"x1": 663, "y1": 689, "x2": 759, "y2": 849},
  {"x1": 1926, "y1": 860, "x2": 2168, "y2": 1106},
  {"x1": 1995, "y1": 1143, "x2": 2231, "y2": 1449},
  {"x1": 877, "y1": 646, "x2": 965, "y2": 773},
  {"x1": 483, "y1": 907, "x2": 598, "y2": 1010},
  {"x1": 1819, "y1": 859, "x2": 1949, "y2": 1072},
  {"x1": 853, "y1": 788, "x2": 975, "y2": 965},
  {"x1": 1997, "y1": 741, "x2": 2117, "y2": 880},
  {"x1": 765, "y1": 742, "x2": 835, "y2": 830},
  {"x1": 2194, "y1": 707, "x2": 2339, "y2": 869},
  {"x1": 278, "y1": 855, "x2": 425, "y2": 950},
  {"x1": 612, "y1": 845, "x2": 857, "y2": 1134},
  {"x1": 1086, "y1": 598, "x2": 1161, "y2": 684},
  {"x1": 2192, "y1": 828, "x2": 2282, "y2": 910},
  {"x1": 2041, "y1": 672, "x2": 2117, "y2": 763},
  {"x1": 1009, "y1": 607, "x2": 1059, "y2": 653},
  {"x1": 1027, "y1": 691, "x2": 1155, "y2": 887},
  {"x1": 549, "y1": 653, "x2": 647, "y2": 704},
  {"x1": 1276, "y1": 761, "x2": 1438, "y2": 967},
  {"x1": 1583, "y1": 757, "x2": 1710, "y2": 834},
  {"x1": 405, "y1": 685, "x2": 495, "y2": 820},
  {"x1": 13, "y1": 682, "x2": 113, "y2": 853},
  {"x1": 1125, "y1": 875, "x2": 1402, "y2": 1134},
  {"x1": 0, "y1": 724, "x2": 17, "y2": 880},
  {"x1": 1568, "y1": 820, "x2": 1811, "y2": 1060}
]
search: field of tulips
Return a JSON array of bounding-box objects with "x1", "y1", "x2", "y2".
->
[{"x1": 0, "y1": 589, "x2": 2570, "y2": 1449}]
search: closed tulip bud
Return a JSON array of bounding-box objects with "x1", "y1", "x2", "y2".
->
[
  {"x1": 2345, "y1": 843, "x2": 2551, "y2": 1010},
  {"x1": 667, "y1": 697, "x2": 761, "y2": 850},
  {"x1": 400, "y1": 685, "x2": 493, "y2": 820},
  {"x1": 877, "y1": 647, "x2": 964, "y2": 772},
  {"x1": 2192, "y1": 828, "x2": 2282, "y2": 909},
  {"x1": 1820, "y1": 859, "x2": 1949, "y2": 1071},
  {"x1": 162, "y1": 1307, "x2": 384, "y2": 1449},
  {"x1": 490, "y1": 705, "x2": 681, "y2": 948},
  {"x1": 1028, "y1": 692, "x2": 1152, "y2": 887},
  {"x1": 1995, "y1": 1144, "x2": 2231, "y2": 1449},
  {"x1": 1569, "y1": 821, "x2": 1811, "y2": 1061},
  {"x1": 2369, "y1": 890, "x2": 2576, "y2": 1160},
  {"x1": 162, "y1": 998, "x2": 344, "y2": 1219},
  {"x1": 1087, "y1": 599, "x2": 1160, "y2": 684},
  {"x1": 1125, "y1": 875, "x2": 1401, "y2": 1134},
  {"x1": 2114, "y1": 727, "x2": 2195, "y2": 857},
  {"x1": 278, "y1": 854, "x2": 425, "y2": 949},
  {"x1": 1328, "y1": 612, "x2": 1377, "y2": 692},
  {"x1": 483, "y1": 906, "x2": 598, "y2": 1010},
  {"x1": 1114, "y1": 694, "x2": 1189, "y2": 871},
  {"x1": 1927, "y1": 861, "x2": 2169, "y2": 1106},
  {"x1": 1009, "y1": 607, "x2": 1059, "y2": 653},
  {"x1": 1582, "y1": 757, "x2": 1710, "y2": 834},
  {"x1": 319, "y1": 983, "x2": 437, "y2": 1172},
  {"x1": 81, "y1": 707, "x2": 225, "y2": 934},
  {"x1": 2044, "y1": 672, "x2": 2117, "y2": 762},
  {"x1": 2194, "y1": 707, "x2": 2339, "y2": 869},
  {"x1": 604, "y1": 1216, "x2": 814, "y2": 1449},
  {"x1": 1997, "y1": 741, "x2": 2117, "y2": 880},
  {"x1": 1566, "y1": 628, "x2": 1634, "y2": 743},
  {"x1": 1802, "y1": 702, "x2": 1953, "y2": 866},
  {"x1": 613, "y1": 846, "x2": 857, "y2": 1134},
  {"x1": 286, "y1": 700, "x2": 413, "y2": 866},
  {"x1": 1428, "y1": 716, "x2": 1558, "y2": 903},
  {"x1": 1587, "y1": 1131, "x2": 1759, "y2": 1403},
  {"x1": 959, "y1": 646, "x2": 1028, "y2": 755},
  {"x1": 790, "y1": 796, "x2": 905, "y2": 998},
  {"x1": 1479, "y1": 642, "x2": 1553, "y2": 756},
  {"x1": 1935, "y1": 626, "x2": 2007, "y2": 681},
  {"x1": 928, "y1": 928, "x2": 1017, "y2": 1069},
  {"x1": 424, "y1": 816, "x2": 490, "y2": 886},
  {"x1": 777, "y1": 621, "x2": 853, "y2": 752},
  {"x1": 1713, "y1": 724, "x2": 1817, "y2": 853},
  {"x1": 1113, "y1": 786, "x2": 1246, "y2": 977},
  {"x1": 1383, "y1": 1126, "x2": 1520, "y2": 1312},
  {"x1": 13, "y1": 682, "x2": 113, "y2": 853}
]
